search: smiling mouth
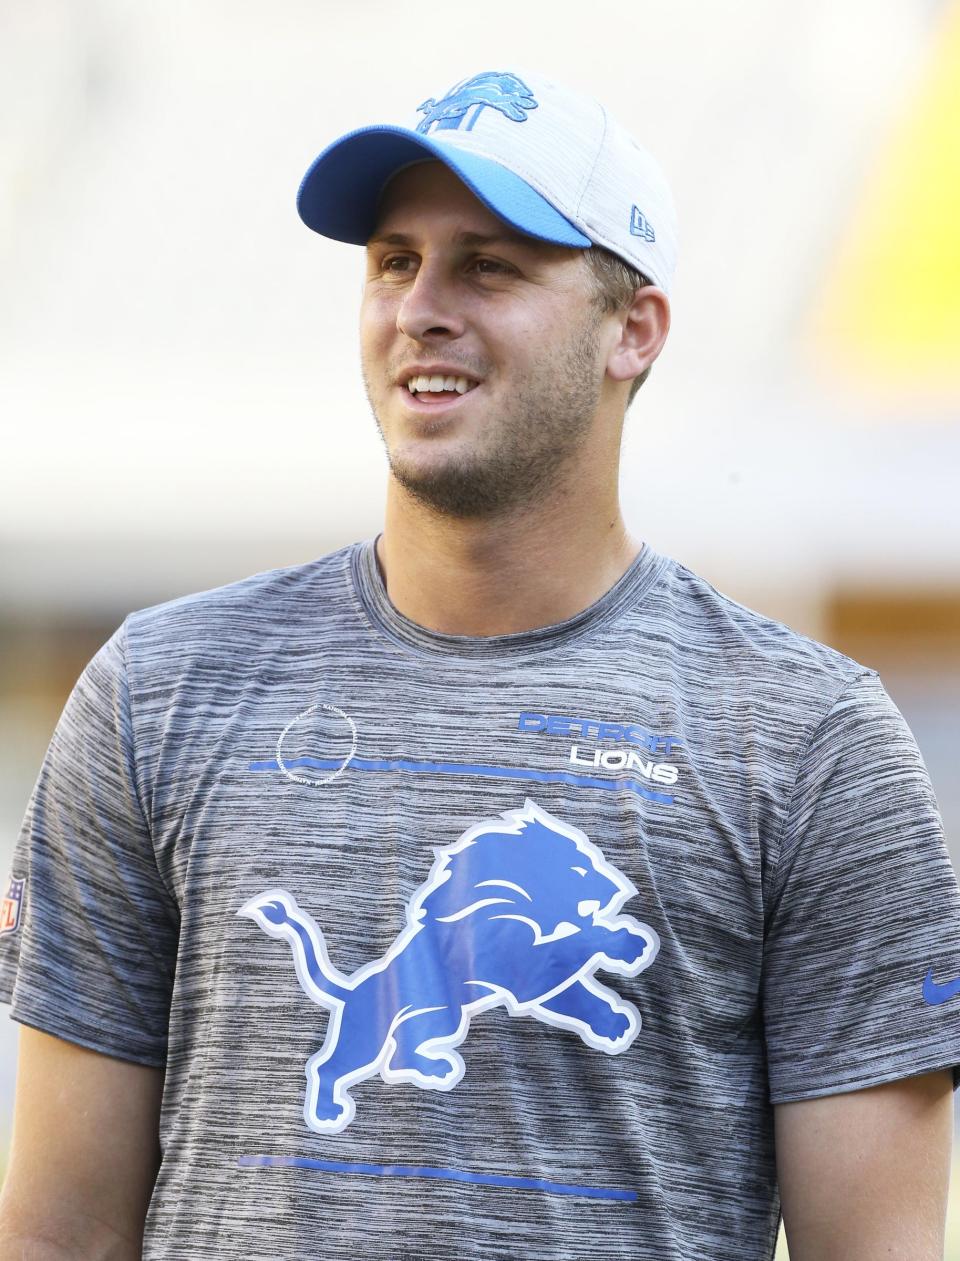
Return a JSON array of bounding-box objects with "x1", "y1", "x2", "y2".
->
[{"x1": 405, "y1": 373, "x2": 479, "y2": 399}]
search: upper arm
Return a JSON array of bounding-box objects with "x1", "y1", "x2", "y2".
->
[
  {"x1": 775, "y1": 1069, "x2": 954, "y2": 1261},
  {"x1": 763, "y1": 674, "x2": 960, "y2": 1104},
  {"x1": 0, "y1": 1026, "x2": 164, "y2": 1257}
]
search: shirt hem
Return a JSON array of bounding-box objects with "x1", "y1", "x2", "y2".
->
[
  {"x1": 769, "y1": 1050, "x2": 960, "y2": 1104},
  {"x1": 6, "y1": 1006, "x2": 168, "y2": 1070}
]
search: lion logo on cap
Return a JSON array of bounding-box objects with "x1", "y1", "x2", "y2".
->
[{"x1": 416, "y1": 71, "x2": 538, "y2": 135}]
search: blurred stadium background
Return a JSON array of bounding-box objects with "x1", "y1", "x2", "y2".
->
[{"x1": 1, "y1": 0, "x2": 958, "y2": 1251}]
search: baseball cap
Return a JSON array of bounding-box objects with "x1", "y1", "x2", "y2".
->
[{"x1": 297, "y1": 70, "x2": 678, "y2": 296}]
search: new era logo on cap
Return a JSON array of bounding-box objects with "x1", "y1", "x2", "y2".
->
[{"x1": 630, "y1": 205, "x2": 655, "y2": 243}]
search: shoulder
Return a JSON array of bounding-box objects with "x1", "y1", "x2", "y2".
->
[
  {"x1": 105, "y1": 542, "x2": 367, "y2": 714},
  {"x1": 121, "y1": 543, "x2": 361, "y2": 661},
  {"x1": 643, "y1": 554, "x2": 875, "y2": 734},
  {"x1": 653, "y1": 554, "x2": 868, "y2": 680}
]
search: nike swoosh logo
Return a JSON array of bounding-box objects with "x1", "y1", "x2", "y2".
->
[{"x1": 922, "y1": 968, "x2": 960, "y2": 1006}]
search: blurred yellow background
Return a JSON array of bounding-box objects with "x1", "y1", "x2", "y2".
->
[{"x1": 1, "y1": 0, "x2": 958, "y2": 1252}]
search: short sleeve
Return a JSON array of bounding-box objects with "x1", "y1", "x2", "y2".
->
[
  {"x1": 763, "y1": 671, "x2": 960, "y2": 1102},
  {"x1": 0, "y1": 625, "x2": 178, "y2": 1066}
]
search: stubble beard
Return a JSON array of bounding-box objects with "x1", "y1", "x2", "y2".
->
[{"x1": 364, "y1": 314, "x2": 606, "y2": 520}]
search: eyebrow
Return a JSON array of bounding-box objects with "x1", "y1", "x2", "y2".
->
[{"x1": 366, "y1": 229, "x2": 536, "y2": 251}]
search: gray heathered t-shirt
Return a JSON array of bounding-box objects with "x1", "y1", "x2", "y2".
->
[{"x1": 2, "y1": 540, "x2": 959, "y2": 1260}]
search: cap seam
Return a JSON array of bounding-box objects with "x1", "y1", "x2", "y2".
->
[{"x1": 575, "y1": 103, "x2": 609, "y2": 221}]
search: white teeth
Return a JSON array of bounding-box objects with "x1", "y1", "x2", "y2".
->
[{"x1": 405, "y1": 373, "x2": 477, "y2": 394}]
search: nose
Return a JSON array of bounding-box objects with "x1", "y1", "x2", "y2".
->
[{"x1": 396, "y1": 262, "x2": 466, "y2": 342}]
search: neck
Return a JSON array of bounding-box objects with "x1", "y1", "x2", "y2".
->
[{"x1": 377, "y1": 471, "x2": 641, "y2": 638}]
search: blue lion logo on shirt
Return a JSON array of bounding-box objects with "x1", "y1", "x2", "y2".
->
[
  {"x1": 239, "y1": 799, "x2": 659, "y2": 1134},
  {"x1": 416, "y1": 71, "x2": 538, "y2": 135}
]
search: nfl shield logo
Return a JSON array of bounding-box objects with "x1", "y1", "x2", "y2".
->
[{"x1": 0, "y1": 876, "x2": 25, "y2": 937}]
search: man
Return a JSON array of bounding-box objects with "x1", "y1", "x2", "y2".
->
[{"x1": 0, "y1": 69, "x2": 958, "y2": 1261}]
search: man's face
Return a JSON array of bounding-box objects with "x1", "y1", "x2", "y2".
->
[{"x1": 360, "y1": 162, "x2": 611, "y2": 518}]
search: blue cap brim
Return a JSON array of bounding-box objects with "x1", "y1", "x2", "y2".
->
[{"x1": 297, "y1": 125, "x2": 591, "y2": 249}]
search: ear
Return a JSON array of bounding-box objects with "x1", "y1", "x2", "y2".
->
[{"x1": 605, "y1": 286, "x2": 671, "y2": 385}]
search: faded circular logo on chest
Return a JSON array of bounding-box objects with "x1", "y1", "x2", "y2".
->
[{"x1": 275, "y1": 703, "x2": 358, "y2": 786}]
